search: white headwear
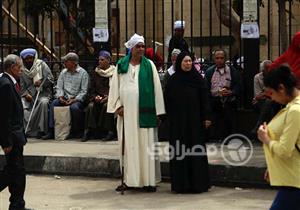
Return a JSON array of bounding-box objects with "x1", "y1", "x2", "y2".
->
[
  {"x1": 236, "y1": 56, "x2": 244, "y2": 69},
  {"x1": 124, "y1": 33, "x2": 145, "y2": 49},
  {"x1": 174, "y1": 20, "x2": 185, "y2": 30},
  {"x1": 260, "y1": 60, "x2": 272, "y2": 72},
  {"x1": 171, "y1": 48, "x2": 181, "y2": 56}
]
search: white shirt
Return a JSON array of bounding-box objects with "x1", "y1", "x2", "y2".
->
[{"x1": 4, "y1": 72, "x2": 17, "y2": 85}]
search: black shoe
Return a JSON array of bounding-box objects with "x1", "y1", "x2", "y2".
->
[
  {"x1": 115, "y1": 183, "x2": 134, "y2": 192},
  {"x1": 41, "y1": 132, "x2": 54, "y2": 140},
  {"x1": 103, "y1": 131, "x2": 117, "y2": 141},
  {"x1": 36, "y1": 131, "x2": 45, "y2": 139},
  {"x1": 81, "y1": 130, "x2": 91, "y2": 142},
  {"x1": 9, "y1": 208, "x2": 34, "y2": 210},
  {"x1": 143, "y1": 186, "x2": 157, "y2": 192},
  {"x1": 68, "y1": 133, "x2": 82, "y2": 139}
]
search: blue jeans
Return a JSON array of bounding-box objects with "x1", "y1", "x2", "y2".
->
[
  {"x1": 270, "y1": 187, "x2": 300, "y2": 210},
  {"x1": 49, "y1": 99, "x2": 85, "y2": 134}
]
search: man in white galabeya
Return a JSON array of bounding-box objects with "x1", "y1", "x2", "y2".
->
[{"x1": 107, "y1": 33, "x2": 165, "y2": 192}]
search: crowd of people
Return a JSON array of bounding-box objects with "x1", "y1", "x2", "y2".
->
[{"x1": 0, "y1": 21, "x2": 300, "y2": 210}]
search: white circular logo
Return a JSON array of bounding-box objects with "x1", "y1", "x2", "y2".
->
[{"x1": 221, "y1": 134, "x2": 253, "y2": 166}]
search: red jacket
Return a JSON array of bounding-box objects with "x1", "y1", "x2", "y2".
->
[{"x1": 269, "y1": 31, "x2": 300, "y2": 86}]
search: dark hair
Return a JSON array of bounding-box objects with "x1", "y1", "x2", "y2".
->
[
  {"x1": 263, "y1": 65, "x2": 297, "y2": 96},
  {"x1": 213, "y1": 49, "x2": 227, "y2": 59}
]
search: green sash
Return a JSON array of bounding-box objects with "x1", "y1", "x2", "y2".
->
[{"x1": 117, "y1": 55, "x2": 157, "y2": 127}]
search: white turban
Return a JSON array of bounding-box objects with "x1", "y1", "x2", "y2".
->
[
  {"x1": 171, "y1": 48, "x2": 181, "y2": 56},
  {"x1": 124, "y1": 33, "x2": 145, "y2": 49},
  {"x1": 174, "y1": 20, "x2": 185, "y2": 30}
]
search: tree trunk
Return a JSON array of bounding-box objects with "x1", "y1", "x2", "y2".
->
[
  {"x1": 214, "y1": 0, "x2": 241, "y2": 57},
  {"x1": 278, "y1": 0, "x2": 288, "y2": 53}
]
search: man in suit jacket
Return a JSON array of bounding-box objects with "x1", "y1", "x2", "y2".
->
[{"x1": 0, "y1": 54, "x2": 33, "y2": 210}]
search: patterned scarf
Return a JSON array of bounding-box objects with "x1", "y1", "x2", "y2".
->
[
  {"x1": 95, "y1": 65, "x2": 115, "y2": 78},
  {"x1": 23, "y1": 54, "x2": 43, "y2": 83}
]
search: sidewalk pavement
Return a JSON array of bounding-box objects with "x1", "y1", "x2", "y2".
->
[
  {"x1": 0, "y1": 175, "x2": 275, "y2": 210},
  {"x1": 0, "y1": 138, "x2": 268, "y2": 188}
]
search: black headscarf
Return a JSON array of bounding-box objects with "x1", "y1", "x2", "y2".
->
[{"x1": 173, "y1": 51, "x2": 203, "y2": 88}]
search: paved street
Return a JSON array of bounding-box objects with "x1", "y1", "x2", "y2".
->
[{"x1": 0, "y1": 175, "x2": 275, "y2": 210}]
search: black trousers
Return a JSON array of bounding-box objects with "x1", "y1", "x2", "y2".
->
[
  {"x1": 0, "y1": 145, "x2": 26, "y2": 210},
  {"x1": 210, "y1": 97, "x2": 237, "y2": 141}
]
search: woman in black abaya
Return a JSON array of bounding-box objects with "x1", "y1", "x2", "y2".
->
[{"x1": 165, "y1": 51, "x2": 211, "y2": 193}]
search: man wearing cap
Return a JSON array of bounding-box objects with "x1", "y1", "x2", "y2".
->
[
  {"x1": 42, "y1": 52, "x2": 89, "y2": 139},
  {"x1": 0, "y1": 54, "x2": 34, "y2": 210},
  {"x1": 167, "y1": 20, "x2": 189, "y2": 67},
  {"x1": 83, "y1": 50, "x2": 116, "y2": 141},
  {"x1": 20, "y1": 48, "x2": 54, "y2": 138},
  {"x1": 107, "y1": 33, "x2": 165, "y2": 192}
]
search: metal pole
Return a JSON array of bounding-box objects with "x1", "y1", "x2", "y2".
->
[
  {"x1": 121, "y1": 118, "x2": 125, "y2": 195},
  {"x1": 0, "y1": 0, "x2": 3, "y2": 67},
  {"x1": 16, "y1": 0, "x2": 20, "y2": 52}
]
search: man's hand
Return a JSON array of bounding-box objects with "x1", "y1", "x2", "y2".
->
[
  {"x1": 66, "y1": 98, "x2": 77, "y2": 106},
  {"x1": 204, "y1": 120, "x2": 212, "y2": 129},
  {"x1": 2, "y1": 146, "x2": 12, "y2": 155},
  {"x1": 25, "y1": 94, "x2": 33, "y2": 102},
  {"x1": 95, "y1": 95, "x2": 103, "y2": 103},
  {"x1": 219, "y1": 88, "x2": 232, "y2": 97},
  {"x1": 116, "y1": 106, "x2": 124, "y2": 117},
  {"x1": 59, "y1": 96, "x2": 67, "y2": 105},
  {"x1": 34, "y1": 79, "x2": 42, "y2": 87},
  {"x1": 100, "y1": 95, "x2": 108, "y2": 104}
]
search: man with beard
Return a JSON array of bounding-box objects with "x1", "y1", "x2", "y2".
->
[{"x1": 20, "y1": 48, "x2": 54, "y2": 138}]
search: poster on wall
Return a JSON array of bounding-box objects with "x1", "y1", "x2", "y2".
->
[
  {"x1": 95, "y1": 0, "x2": 109, "y2": 42},
  {"x1": 95, "y1": 0, "x2": 108, "y2": 28},
  {"x1": 241, "y1": 22, "x2": 260, "y2": 39},
  {"x1": 93, "y1": 28, "x2": 109, "y2": 42},
  {"x1": 243, "y1": 0, "x2": 258, "y2": 22}
]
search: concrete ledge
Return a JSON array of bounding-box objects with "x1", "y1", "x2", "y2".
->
[
  {"x1": 0, "y1": 140, "x2": 268, "y2": 188},
  {"x1": 0, "y1": 156, "x2": 267, "y2": 188}
]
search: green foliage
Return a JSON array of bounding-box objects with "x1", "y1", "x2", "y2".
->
[{"x1": 24, "y1": 0, "x2": 58, "y2": 17}]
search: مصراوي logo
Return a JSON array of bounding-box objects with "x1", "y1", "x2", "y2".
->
[{"x1": 221, "y1": 134, "x2": 253, "y2": 166}]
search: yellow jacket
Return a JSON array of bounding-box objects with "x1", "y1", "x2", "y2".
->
[{"x1": 264, "y1": 95, "x2": 300, "y2": 189}]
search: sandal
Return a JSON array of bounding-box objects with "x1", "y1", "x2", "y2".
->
[{"x1": 115, "y1": 183, "x2": 132, "y2": 192}]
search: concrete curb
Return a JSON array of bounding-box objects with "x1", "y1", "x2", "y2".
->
[{"x1": 0, "y1": 155, "x2": 268, "y2": 188}]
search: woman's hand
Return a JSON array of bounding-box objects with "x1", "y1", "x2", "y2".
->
[
  {"x1": 264, "y1": 169, "x2": 270, "y2": 183},
  {"x1": 257, "y1": 122, "x2": 271, "y2": 145}
]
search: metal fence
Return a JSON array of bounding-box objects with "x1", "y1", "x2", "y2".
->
[{"x1": 0, "y1": 0, "x2": 298, "y2": 106}]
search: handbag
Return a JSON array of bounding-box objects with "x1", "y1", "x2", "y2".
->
[{"x1": 54, "y1": 106, "x2": 71, "y2": 140}]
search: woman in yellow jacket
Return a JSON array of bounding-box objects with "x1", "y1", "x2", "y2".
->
[{"x1": 258, "y1": 65, "x2": 300, "y2": 210}]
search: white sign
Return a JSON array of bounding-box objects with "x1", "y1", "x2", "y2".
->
[
  {"x1": 93, "y1": 28, "x2": 109, "y2": 42},
  {"x1": 241, "y1": 22, "x2": 260, "y2": 39},
  {"x1": 95, "y1": 0, "x2": 108, "y2": 28},
  {"x1": 243, "y1": 0, "x2": 257, "y2": 22}
]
